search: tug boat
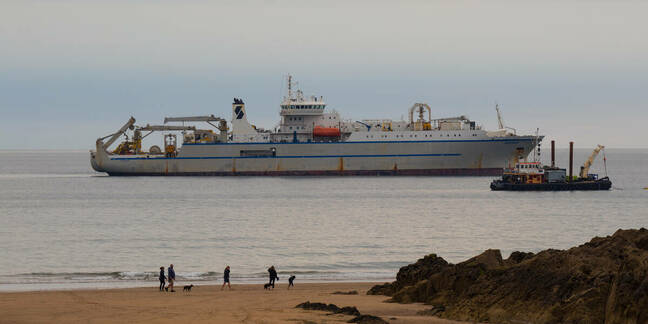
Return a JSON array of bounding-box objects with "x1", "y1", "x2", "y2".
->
[{"x1": 490, "y1": 142, "x2": 612, "y2": 191}]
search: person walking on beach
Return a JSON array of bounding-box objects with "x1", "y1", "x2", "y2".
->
[
  {"x1": 159, "y1": 266, "x2": 166, "y2": 291},
  {"x1": 166, "y1": 264, "x2": 176, "y2": 292},
  {"x1": 288, "y1": 275, "x2": 295, "y2": 290},
  {"x1": 268, "y1": 266, "x2": 279, "y2": 289},
  {"x1": 221, "y1": 266, "x2": 231, "y2": 290}
]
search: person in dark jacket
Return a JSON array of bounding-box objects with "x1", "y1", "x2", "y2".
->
[
  {"x1": 288, "y1": 275, "x2": 295, "y2": 289},
  {"x1": 221, "y1": 266, "x2": 231, "y2": 290},
  {"x1": 159, "y1": 266, "x2": 166, "y2": 291},
  {"x1": 167, "y1": 264, "x2": 176, "y2": 292},
  {"x1": 268, "y1": 266, "x2": 279, "y2": 288}
]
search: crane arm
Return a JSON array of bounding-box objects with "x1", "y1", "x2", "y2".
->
[
  {"x1": 100, "y1": 117, "x2": 136, "y2": 150},
  {"x1": 164, "y1": 115, "x2": 224, "y2": 123},
  {"x1": 580, "y1": 144, "x2": 605, "y2": 178},
  {"x1": 138, "y1": 125, "x2": 196, "y2": 131},
  {"x1": 354, "y1": 121, "x2": 371, "y2": 131},
  {"x1": 495, "y1": 104, "x2": 504, "y2": 130}
]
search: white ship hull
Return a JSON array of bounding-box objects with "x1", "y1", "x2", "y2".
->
[{"x1": 91, "y1": 136, "x2": 538, "y2": 176}]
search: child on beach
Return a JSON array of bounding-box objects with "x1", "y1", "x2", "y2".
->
[
  {"x1": 159, "y1": 267, "x2": 166, "y2": 291},
  {"x1": 288, "y1": 275, "x2": 295, "y2": 289},
  {"x1": 221, "y1": 266, "x2": 231, "y2": 290}
]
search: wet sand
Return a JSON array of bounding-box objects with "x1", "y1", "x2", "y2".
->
[{"x1": 0, "y1": 282, "x2": 469, "y2": 323}]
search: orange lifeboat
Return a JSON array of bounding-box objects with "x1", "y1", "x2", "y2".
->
[{"x1": 312, "y1": 126, "x2": 341, "y2": 137}]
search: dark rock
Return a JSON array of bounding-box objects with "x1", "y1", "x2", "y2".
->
[
  {"x1": 505, "y1": 251, "x2": 535, "y2": 265},
  {"x1": 367, "y1": 254, "x2": 450, "y2": 296},
  {"x1": 461, "y1": 249, "x2": 504, "y2": 269},
  {"x1": 366, "y1": 283, "x2": 392, "y2": 295},
  {"x1": 369, "y1": 229, "x2": 648, "y2": 324},
  {"x1": 296, "y1": 301, "x2": 360, "y2": 317},
  {"x1": 417, "y1": 305, "x2": 445, "y2": 316},
  {"x1": 295, "y1": 301, "x2": 340, "y2": 313},
  {"x1": 336, "y1": 306, "x2": 361, "y2": 316},
  {"x1": 347, "y1": 314, "x2": 389, "y2": 323},
  {"x1": 332, "y1": 290, "x2": 359, "y2": 295}
]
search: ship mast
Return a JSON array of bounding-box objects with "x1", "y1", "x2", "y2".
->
[
  {"x1": 533, "y1": 128, "x2": 540, "y2": 163},
  {"x1": 287, "y1": 75, "x2": 292, "y2": 100}
]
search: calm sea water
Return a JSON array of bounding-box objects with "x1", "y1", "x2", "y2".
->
[{"x1": 0, "y1": 149, "x2": 646, "y2": 291}]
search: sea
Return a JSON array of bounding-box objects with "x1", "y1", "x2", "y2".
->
[{"x1": 0, "y1": 149, "x2": 646, "y2": 291}]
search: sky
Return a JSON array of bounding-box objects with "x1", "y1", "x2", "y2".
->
[{"x1": 1, "y1": 0, "x2": 647, "y2": 149}]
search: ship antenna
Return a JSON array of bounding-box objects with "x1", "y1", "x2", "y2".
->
[
  {"x1": 287, "y1": 74, "x2": 292, "y2": 99},
  {"x1": 533, "y1": 128, "x2": 540, "y2": 163}
]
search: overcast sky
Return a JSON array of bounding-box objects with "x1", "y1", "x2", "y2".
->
[{"x1": 1, "y1": 0, "x2": 647, "y2": 149}]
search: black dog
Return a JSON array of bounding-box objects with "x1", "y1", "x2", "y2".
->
[
  {"x1": 263, "y1": 283, "x2": 273, "y2": 290},
  {"x1": 183, "y1": 284, "x2": 194, "y2": 292}
]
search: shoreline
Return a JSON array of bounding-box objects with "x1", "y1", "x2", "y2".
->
[
  {"x1": 0, "y1": 278, "x2": 394, "y2": 293},
  {"x1": 0, "y1": 282, "x2": 468, "y2": 324}
]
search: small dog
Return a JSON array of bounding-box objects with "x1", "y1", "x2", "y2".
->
[
  {"x1": 263, "y1": 283, "x2": 273, "y2": 290},
  {"x1": 183, "y1": 284, "x2": 194, "y2": 292}
]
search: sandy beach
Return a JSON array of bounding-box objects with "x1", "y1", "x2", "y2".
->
[{"x1": 0, "y1": 282, "x2": 468, "y2": 324}]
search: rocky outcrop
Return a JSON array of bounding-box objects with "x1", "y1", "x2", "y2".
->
[
  {"x1": 347, "y1": 314, "x2": 389, "y2": 323},
  {"x1": 296, "y1": 301, "x2": 387, "y2": 323},
  {"x1": 369, "y1": 228, "x2": 648, "y2": 324},
  {"x1": 295, "y1": 301, "x2": 360, "y2": 316},
  {"x1": 368, "y1": 253, "x2": 449, "y2": 296}
]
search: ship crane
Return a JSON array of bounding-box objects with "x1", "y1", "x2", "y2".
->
[
  {"x1": 354, "y1": 121, "x2": 372, "y2": 131},
  {"x1": 96, "y1": 116, "x2": 136, "y2": 151},
  {"x1": 408, "y1": 103, "x2": 432, "y2": 131},
  {"x1": 580, "y1": 144, "x2": 605, "y2": 179},
  {"x1": 495, "y1": 104, "x2": 517, "y2": 135}
]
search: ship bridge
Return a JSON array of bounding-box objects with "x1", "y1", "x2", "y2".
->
[
  {"x1": 273, "y1": 75, "x2": 342, "y2": 142},
  {"x1": 280, "y1": 102, "x2": 326, "y2": 116},
  {"x1": 280, "y1": 75, "x2": 326, "y2": 116}
]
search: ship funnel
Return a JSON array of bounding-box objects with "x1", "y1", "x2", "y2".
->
[
  {"x1": 551, "y1": 140, "x2": 555, "y2": 168},
  {"x1": 569, "y1": 141, "x2": 574, "y2": 182},
  {"x1": 231, "y1": 98, "x2": 257, "y2": 136}
]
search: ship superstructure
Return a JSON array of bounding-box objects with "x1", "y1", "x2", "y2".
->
[{"x1": 91, "y1": 75, "x2": 542, "y2": 176}]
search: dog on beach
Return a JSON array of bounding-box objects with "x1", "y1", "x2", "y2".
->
[
  {"x1": 183, "y1": 284, "x2": 194, "y2": 292},
  {"x1": 263, "y1": 283, "x2": 273, "y2": 290}
]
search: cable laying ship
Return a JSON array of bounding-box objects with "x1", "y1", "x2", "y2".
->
[{"x1": 90, "y1": 76, "x2": 542, "y2": 176}]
